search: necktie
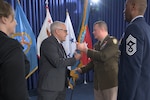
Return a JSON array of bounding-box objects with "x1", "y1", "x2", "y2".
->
[
  {"x1": 60, "y1": 43, "x2": 67, "y2": 58},
  {"x1": 60, "y1": 43, "x2": 69, "y2": 87}
]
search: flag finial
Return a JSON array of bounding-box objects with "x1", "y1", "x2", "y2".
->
[
  {"x1": 66, "y1": 9, "x2": 68, "y2": 15},
  {"x1": 66, "y1": 9, "x2": 68, "y2": 12},
  {"x1": 17, "y1": 0, "x2": 20, "y2": 4},
  {"x1": 45, "y1": 0, "x2": 48, "y2": 5}
]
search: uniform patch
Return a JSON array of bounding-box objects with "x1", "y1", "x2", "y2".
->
[
  {"x1": 113, "y1": 39, "x2": 117, "y2": 44},
  {"x1": 126, "y1": 35, "x2": 136, "y2": 56}
]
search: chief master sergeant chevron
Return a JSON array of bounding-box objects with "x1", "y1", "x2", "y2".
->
[{"x1": 117, "y1": 0, "x2": 150, "y2": 100}]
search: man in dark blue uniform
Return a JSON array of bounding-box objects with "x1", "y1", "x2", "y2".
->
[{"x1": 117, "y1": 0, "x2": 150, "y2": 100}]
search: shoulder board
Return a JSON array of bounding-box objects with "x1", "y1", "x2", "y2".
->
[{"x1": 109, "y1": 36, "x2": 118, "y2": 44}]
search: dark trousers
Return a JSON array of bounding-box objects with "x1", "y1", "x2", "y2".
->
[{"x1": 38, "y1": 88, "x2": 66, "y2": 100}]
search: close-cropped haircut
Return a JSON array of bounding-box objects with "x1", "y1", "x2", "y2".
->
[
  {"x1": 94, "y1": 20, "x2": 108, "y2": 31},
  {"x1": 0, "y1": 0, "x2": 14, "y2": 18},
  {"x1": 50, "y1": 21, "x2": 65, "y2": 34},
  {"x1": 130, "y1": 0, "x2": 147, "y2": 14}
]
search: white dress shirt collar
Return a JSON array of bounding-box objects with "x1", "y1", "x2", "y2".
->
[{"x1": 131, "y1": 15, "x2": 143, "y2": 23}]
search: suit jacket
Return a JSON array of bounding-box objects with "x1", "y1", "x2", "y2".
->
[
  {"x1": 81, "y1": 35, "x2": 119, "y2": 90},
  {"x1": 0, "y1": 31, "x2": 29, "y2": 100},
  {"x1": 38, "y1": 35, "x2": 76, "y2": 91},
  {"x1": 118, "y1": 17, "x2": 150, "y2": 100}
]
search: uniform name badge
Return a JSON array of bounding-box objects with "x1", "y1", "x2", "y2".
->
[{"x1": 126, "y1": 34, "x2": 137, "y2": 56}]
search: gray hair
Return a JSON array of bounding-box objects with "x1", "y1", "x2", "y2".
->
[
  {"x1": 50, "y1": 21, "x2": 65, "y2": 34},
  {"x1": 94, "y1": 20, "x2": 108, "y2": 31}
]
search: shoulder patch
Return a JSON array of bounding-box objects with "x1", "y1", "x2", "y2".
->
[
  {"x1": 113, "y1": 39, "x2": 117, "y2": 44},
  {"x1": 126, "y1": 35, "x2": 136, "y2": 56}
]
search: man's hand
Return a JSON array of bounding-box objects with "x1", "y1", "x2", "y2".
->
[
  {"x1": 75, "y1": 68, "x2": 82, "y2": 73},
  {"x1": 74, "y1": 51, "x2": 81, "y2": 60},
  {"x1": 76, "y1": 42, "x2": 88, "y2": 53}
]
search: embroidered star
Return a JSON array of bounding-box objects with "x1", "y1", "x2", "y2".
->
[
  {"x1": 70, "y1": 38, "x2": 74, "y2": 43},
  {"x1": 68, "y1": 53, "x2": 71, "y2": 58}
]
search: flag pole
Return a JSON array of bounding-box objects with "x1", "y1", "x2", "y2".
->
[
  {"x1": 65, "y1": 8, "x2": 73, "y2": 94},
  {"x1": 45, "y1": 0, "x2": 48, "y2": 7},
  {"x1": 17, "y1": 0, "x2": 20, "y2": 4},
  {"x1": 25, "y1": 67, "x2": 38, "y2": 79},
  {"x1": 66, "y1": 9, "x2": 68, "y2": 18},
  {"x1": 45, "y1": 0, "x2": 49, "y2": 12},
  {"x1": 78, "y1": 0, "x2": 88, "y2": 43},
  {"x1": 84, "y1": 73, "x2": 87, "y2": 84},
  {"x1": 66, "y1": 9, "x2": 68, "y2": 14}
]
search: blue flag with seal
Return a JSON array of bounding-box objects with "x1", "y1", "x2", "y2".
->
[{"x1": 12, "y1": 1, "x2": 38, "y2": 79}]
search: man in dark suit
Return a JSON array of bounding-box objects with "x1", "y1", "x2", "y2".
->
[
  {"x1": 76, "y1": 21, "x2": 119, "y2": 100},
  {"x1": 38, "y1": 21, "x2": 81, "y2": 100},
  {"x1": 117, "y1": 0, "x2": 150, "y2": 100}
]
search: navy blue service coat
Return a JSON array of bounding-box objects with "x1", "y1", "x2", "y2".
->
[{"x1": 118, "y1": 17, "x2": 150, "y2": 100}]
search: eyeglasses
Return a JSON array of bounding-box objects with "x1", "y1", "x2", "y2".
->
[{"x1": 57, "y1": 28, "x2": 67, "y2": 33}]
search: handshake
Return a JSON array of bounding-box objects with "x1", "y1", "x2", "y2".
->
[
  {"x1": 76, "y1": 42, "x2": 88, "y2": 52},
  {"x1": 73, "y1": 42, "x2": 88, "y2": 60}
]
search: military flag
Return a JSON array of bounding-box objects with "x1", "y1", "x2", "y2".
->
[
  {"x1": 81, "y1": 27, "x2": 92, "y2": 66},
  {"x1": 63, "y1": 11, "x2": 76, "y2": 60},
  {"x1": 77, "y1": 0, "x2": 93, "y2": 83},
  {"x1": 62, "y1": 11, "x2": 78, "y2": 89},
  {"x1": 78, "y1": 0, "x2": 90, "y2": 43},
  {"x1": 76, "y1": 0, "x2": 91, "y2": 66},
  {"x1": 13, "y1": 1, "x2": 38, "y2": 78},
  {"x1": 37, "y1": 0, "x2": 53, "y2": 57}
]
